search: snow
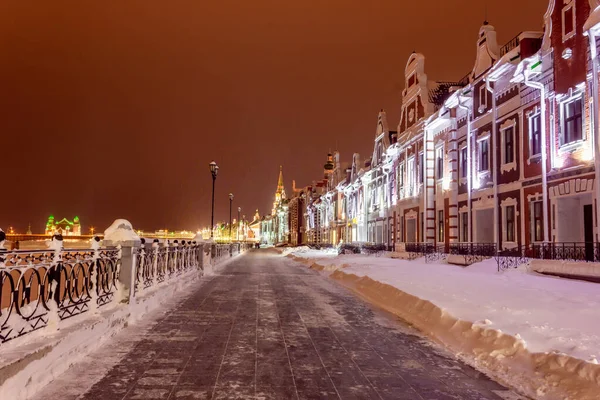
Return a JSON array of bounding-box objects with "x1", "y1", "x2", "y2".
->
[
  {"x1": 584, "y1": 6, "x2": 600, "y2": 34},
  {"x1": 0, "y1": 266, "x2": 204, "y2": 400},
  {"x1": 288, "y1": 249, "x2": 600, "y2": 400},
  {"x1": 103, "y1": 219, "x2": 140, "y2": 243}
]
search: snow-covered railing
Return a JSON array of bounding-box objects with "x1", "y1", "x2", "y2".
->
[
  {"x1": 449, "y1": 242, "x2": 496, "y2": 265},
  {"x1": 134, "y1": 239, "x2": 202, "y2": 294},
  {"x1": 0, "y1": 245, "x2": 121, "y2": 344},
  {"x1": 495, "y1": 246, "x2": 529, "y2": 271}
]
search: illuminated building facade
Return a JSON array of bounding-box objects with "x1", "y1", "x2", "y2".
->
[
  {"x1": 45, "y1": 215, "x2": 81, "y2": 236},
  {"x1": 288, "y1": 0, "x2": 600, "y2": 257},
  {"x1": 261, "y1": 167, "x2": 290, "y2": 245}
]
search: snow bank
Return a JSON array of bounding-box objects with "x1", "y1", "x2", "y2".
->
[
  {"x1": 531, "y1": 259, "x2": 600, "y2": 279},
  {"x1": 103, "y1": 219, "x2": 140, "y2": 243},
  {"x1": 288, "y1": 249, "x2": 600, "y2": 400}
]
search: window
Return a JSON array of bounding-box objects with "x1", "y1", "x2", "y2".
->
[
  {"x1": 398, "y1": 163, "x2": 405, "y2": 190},
  {"x1": 436, "y1": 147, "x2": 444, "y2": 179},
  {"x1": 418, "y1": 152, "x2": 424, "y2": 183},
  {"x1": 506, "y1": 206, "x2": 515, "y2": 242},
  {"x1": 479, "y1": 138, "x2": 489, "y2": 171},
  {"x1": 420, "y1": 212, "x2": 424, "y2": 242},
  {"x1": 407, "y1": 157, "x2": 415, "y2": 190},
  {"x1": 529, "y1": 112, "x2": 542, "y2": 156},
  {"x1": 398, "y1": 216, "x2": 404, "y2": 242},
  {"x1": 438, "y1": 210, "x2": 444, "y2": 242},
  {"x1": 562, "y1": 97, "x2": 583, "y2": 145},
  {"x1": 533, "y1": 201, "x2": 544, "y2": 242},
  {"x1": 503, "y1": 127, "x2": 514, "y2": 164},
  {"x1": 461, "y1": 212, "x2": 468, "y2": 242},
  {"x1": 479, "y1": 85, "x2": 487, "y2": 111},
  {"x1": 461, "y1": 147, "x2": 468, "y2": 178},
  {"x1": 562, "y1": 3, "x2": 575, "y2": 41}
]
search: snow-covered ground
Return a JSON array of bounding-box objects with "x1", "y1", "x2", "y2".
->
[{"x1": 286, "y1": 247, "x2": 600, "y2": 400}]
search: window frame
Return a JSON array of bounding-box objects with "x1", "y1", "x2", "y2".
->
[
  {"x1": 532, "y1": 200, "x2": 544, "y2": 243},
  {"x1": 505, "y1": 205, "x2": 516, "y2": 243},
  {"x1": 438, "y1": 210, "x2": 444, "y2": 242},
  {"x1": 503, "y1": 127, "x2": 514, "y2": 164},
  {"x1": 407, "y1": 156, "x2": 415, "y2": 195},
  {"x1": 528, "y1": 109, "x2": 542, "y2": 158},
  {"x1": 418, "y1": 152, "x2": 424, "y2": 183},
  {"x1": 560, "y1": 96, "x2": 584, "y2": 147},
  {"x1": 478, "y1": 136, "x2": 490, "y2": 172},
  {"x1": 479, "y1": 85, "x2": 488, "y2": 112},
  {"x1": 460, "y1": 146, "x2": 468, "y2": 179},
  {"x1": 461, "y1": 212, "x2": 468, "y2": 242},
  {"x1": 562, "y1": 2, "x2": 576, "y2": 42},
  {"x1": 436, "y1": 146, "x2": 444, "y2": 181}
]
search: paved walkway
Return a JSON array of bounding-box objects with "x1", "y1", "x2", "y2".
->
[{"x1": 34, "y1": 249, "x2": 522, "y2": 400}]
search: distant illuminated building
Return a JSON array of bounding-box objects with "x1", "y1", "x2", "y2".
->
[{"x1": 45, "y1": 215, "x2": 81, "y2": 236}]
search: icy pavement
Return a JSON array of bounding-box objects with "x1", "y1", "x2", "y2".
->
[{"x1": 32, "y1": 249, "x2": 521, "y2": 400}]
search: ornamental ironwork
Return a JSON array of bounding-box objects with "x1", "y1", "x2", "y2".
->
[
  {"x1": 135, "y1": 240, "x2": 202, "y2": 294},
  {"x1": 449, "y1": 242, "x2": 497, "y2": 265},
  {"x1": 528, "y1": 242, "x2": 600, "y2": 263},
  {"x1": 0, "y1": 246, "x2": 121, "y2": 344}
]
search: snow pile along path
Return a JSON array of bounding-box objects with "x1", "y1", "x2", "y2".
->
[{"x1": 288, "y1": 250, "x2": 600, "y2": 400}]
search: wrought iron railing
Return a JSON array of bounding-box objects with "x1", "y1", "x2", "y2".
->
[
  {"x1": 425, "y1": 245, "x2": 447, "y2": 263},
  {"x1": 135, "y1": 240, "x2": 203, "y2": 294},
  {"x1": 0, "y1": 246, "x2": 121, "y2": 344},
  {"x1": 500, "y1": 33, "x2": 521, "y2": 57},
  {"x1": 528, "y1": 242, "x2": 600, "y2": 263},
  {"x1": 449, "y1": 242, "x2": 496, "y2": 265},
  {"x1": 405, "y1": 242, "x2": 434, "y2": 260},
  {"x1": 495, "y1": 246, "x2": 529, "y2": 271}
]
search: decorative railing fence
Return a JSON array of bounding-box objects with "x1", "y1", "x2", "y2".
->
[
  {"x1": 495, "y1": 246, "x2": 529, "y2": 271},
  {"x1": 134, "y1": 239, "x2": 203, "y2": 294},
  {"x1": 494, "y1": 242, "x2": 600, "y2": 271},
  {"x1": 528, "y1": 242, "x2": 600, "y2": 263},
  {"x1": 449, "y1": 242, "x2": 497, "y2": 266},
  {"x1": 405, "y1": 242, "x2": 436, "y2": 260},
  {"x1": 0, "y1": 245, "x2": 121, "y2": 344},
  {"x1": 1, "y1": 236, "x2": 252, "y2": 346}
]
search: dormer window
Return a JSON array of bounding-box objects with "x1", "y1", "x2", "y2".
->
[{"x1": 562, "y1": 2, "x2": 576, "y2": 42}]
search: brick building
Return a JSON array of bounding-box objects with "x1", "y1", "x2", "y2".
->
[{"x1": 284, "y1": 0, "x2": 600, "y2": 262}]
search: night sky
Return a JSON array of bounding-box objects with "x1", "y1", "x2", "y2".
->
[{"x1": 0, "y1": 0, "x2": 549, "y2": 233}]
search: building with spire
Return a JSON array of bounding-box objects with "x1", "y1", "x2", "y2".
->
[{"x1": 261, "y1": 166, "x2": 290, "y2": 245}]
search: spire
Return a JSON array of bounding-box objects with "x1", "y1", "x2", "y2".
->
[{"x1": 277, "y1": 166, "x2": 284, "y2": 193}]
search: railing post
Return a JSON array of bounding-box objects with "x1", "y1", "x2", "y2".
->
[
  {"x1": 116, "y1": 241, "x2": 141, "y2": 303},
  {"x1": 102, "y1": 219, "x2": 142, "y2": 304}
]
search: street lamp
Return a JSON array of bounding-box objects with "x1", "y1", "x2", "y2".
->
[
  {"x1": 210, "y1": 161, "x2": 219, "y2": 238},
  {"x1": 229, "y1": 193, "x2": 234, "y2": 242},
  {"x1": 237, "y1": 206, "x2": 241, "y2": 242}
]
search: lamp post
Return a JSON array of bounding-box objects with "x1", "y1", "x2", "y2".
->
[
  {"x1": 229, "y1": 193, "x2": 234, "y2": 243},
  {"x1": 237, "y1": 206, "x2": 241, "y2": 242},
  {"x1": 209, "y1": 161, "x2": 219, "y2": 239}
]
